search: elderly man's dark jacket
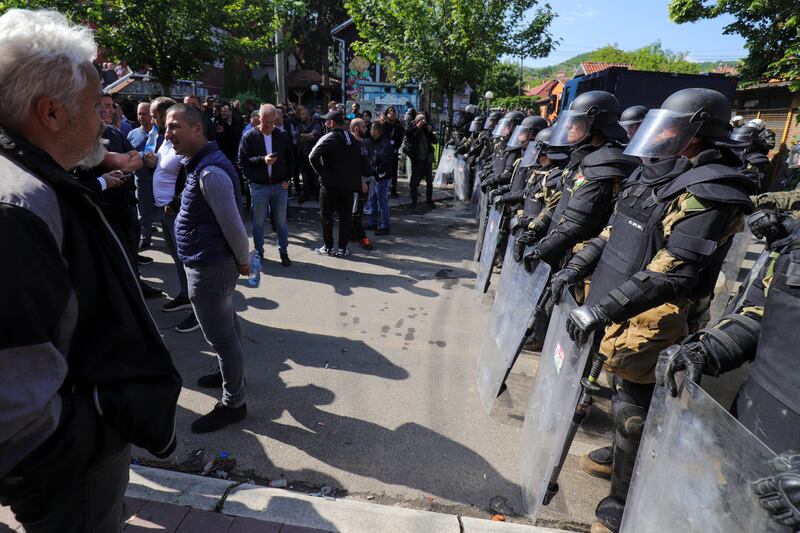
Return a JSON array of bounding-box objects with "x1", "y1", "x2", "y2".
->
[{"x1": 0, "y1": 127, "x2": 182, "y2": 478}]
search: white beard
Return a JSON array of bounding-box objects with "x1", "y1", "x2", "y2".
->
[{"x1": 75, "y1": 136, "x2": 108, "y2": 169}]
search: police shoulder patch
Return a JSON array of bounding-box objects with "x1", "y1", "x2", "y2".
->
[{"x1": 573, "y1": 173, "x2": 587, "y2": 190}]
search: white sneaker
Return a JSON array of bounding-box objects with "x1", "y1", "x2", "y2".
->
[
  {"x1": 336, "y1": 248, "x2": 351, "y2": 257},
  {"x1": 315, "y1": 245, "x2": 334, "y2": 256}
]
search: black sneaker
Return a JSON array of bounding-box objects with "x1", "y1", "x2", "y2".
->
[
  {"x1": 175, "y1": 313, "x2": 200, "y2": 333},
  {"x1": 137, "y1": 254, "x2": 154, "y2": 265},
  {"x1": 191, "y1": 403, "x2": 247, "y2": 434},
  {"x1": 336, "y1": 248, "x2": 351, "y2": 257},
  {"x1": 140, "y1": 281, "x2": 162, "y2": 299},
  {"x1": 375, "y1": 227, "x2": 391, "y2": 236},
  {"x1": 280, "y1": 253, "x2": 291, "y2": 267},
  {"x1": 162, "y1": 295, "x2": 192, "y2": 313},
  {"x1": 197, "y1": 371, "x2": 223, "y2": 388}
]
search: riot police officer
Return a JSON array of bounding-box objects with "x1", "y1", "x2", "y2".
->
[
  {"x1": 480, "y1": 110, "x2": 526, "y2": 193},
  {"x1": 731, "y1": 124, "x2": 770, "y2": 188},
  {"x1": 560, "y1": 88, "x2": 759, "y2": 533},
  {"x1": 619, "y1": 105, "x2": 648, "y2": 141},
  {"x1": 655, "y1": 209, "x2": 800, "y2": 531},
  {"x1": 519, "y1": 90, "x2": 640, "y2": 271},
  {"x1": 489, "y1": 115, "x2": 549, "y2": 203}
]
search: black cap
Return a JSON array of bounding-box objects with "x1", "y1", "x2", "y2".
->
[{"x1": 321, "y1": 110, "x2": 345, "y2": 124}]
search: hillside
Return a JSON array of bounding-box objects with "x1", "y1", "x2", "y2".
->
[{"x1": 523, "y1": 49, "x2": 740, "y2": 85}]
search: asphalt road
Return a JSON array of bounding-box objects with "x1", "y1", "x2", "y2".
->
[{"x1": 136, "y1": 199, "x2": 612, "y2": 531}]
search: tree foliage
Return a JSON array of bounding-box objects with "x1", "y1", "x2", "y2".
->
[
  {"x1": 0, "y1": 0, "x2": 304, "y2": 94},
  {"x1": 492, "y1": 95, "x2": 542, "y2": 111},
  {"x1": 668, "y1": 0, "x2": 799, "y2": 83},
  {"x1": 288, "y1": 0, "x2": 349, "y2": 76},
  {"x1": 588, "y1": 42, "x2": 701, "y2": 74},
  {"x1": 343, "y1": 0, "x2": 557, "y2": 126},
  {"x1": 483, "y1": 62, "x2": 523, "y2": 98}
]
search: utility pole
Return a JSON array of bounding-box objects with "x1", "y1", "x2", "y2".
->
[{"x1": 275, "y1": 28, "x2": 286, "y2": 104}]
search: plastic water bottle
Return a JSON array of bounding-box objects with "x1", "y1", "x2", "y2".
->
[
  {"x1": 144, "y1": 125, "x2": 159, "y2": 154},
  {"x1": 248, "y1": 250, "x2": 261, "y2": 287}
]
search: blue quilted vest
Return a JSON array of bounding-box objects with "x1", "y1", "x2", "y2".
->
[{"x1": 175, "y1": 142, "x2": 242, "y2": 266}]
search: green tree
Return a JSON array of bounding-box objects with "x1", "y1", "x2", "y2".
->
[
  {"x1": 484, "y1": 61, "x2": 523, "y2": 97},
  {"x1": 0, "y1": 0, "x2": 303, "y2": 94},
  {"x1": 589, "y1": 42, "x2": 700, "y2": 74},
  {"x1": 343, "y1": 0, "x2": 557, "y2": 127},
  {"x1": 289, "y1": 0, "x2": 349, "y2": 76},
  {"x1": 668, "y1": 0, "x2": 799, "y2": 83}
]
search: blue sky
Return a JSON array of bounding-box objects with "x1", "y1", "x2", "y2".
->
[{"x1": 523, "y1": 0, "x2": 747, "y2": 67}]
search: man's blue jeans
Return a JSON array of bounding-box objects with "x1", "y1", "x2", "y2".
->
[
  {"x1": 367, "y1": 178, "x2": 391, "y2": 229},
  {"x1": 250, "y1": 183, "x2": 289, "y2": 256}
]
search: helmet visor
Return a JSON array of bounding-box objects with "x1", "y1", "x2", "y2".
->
[
  {"x1": 623, "y1": 109, "x2": 703, "y2": 159},
  {"x1": 469, "y1": 120, "x2": 481, "y2": 133},
  {"x1": 492, "y1": 118, "x2": 515, "y2": 139},
  {"x1": 788, "y1": 146, "x2": 800, "y2": 169},
  {"x1": 548, "y1": 110, "x2": 593, "y2": 147},
  {"x1": 520, "y1": 141, "x2": 544, "y2": 168},
  {"x1": 730, "y1": 129, "x2": 754, "y2": 144},
  {"x1": 484, "y1": 118, "x2": 496, "y2": 131},
  {"x1": 506, "y1": 125, "x2": 533, "y2": 149},
  {"x1": 622, "y1": 123, "x2": 642, "y2": 140}
]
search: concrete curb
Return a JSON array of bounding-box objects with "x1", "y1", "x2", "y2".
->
[
  {"x1": 288, "y1": 189, "x2": 454, "y2": 210},
  {"x1": 128, "y1": 466, "x2": 566, "y2": 533}
]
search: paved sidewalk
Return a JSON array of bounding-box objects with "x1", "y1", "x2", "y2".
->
[{"x1": 0, "y1": 466, "x2": 569, "y2": 533}]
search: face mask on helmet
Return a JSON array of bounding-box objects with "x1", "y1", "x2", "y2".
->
[
  {"x1": 506, "y1": 125, "x2": 534, "y2": 149},
  {"x1": 547, "y1": 110, "x2": 593, "y2": 147},
  {"x1": 492, "y1": 118, "x2": 515, "y2": 139},
  {"x1": 519, "y1": 140, "x2": 545, "y2": 168},
  {"x1": 623, "y1": 108, "x2": 706, "y2": 159},
  {"x1": 788, "y1": 145, "x2": 800, "y2": 169}
]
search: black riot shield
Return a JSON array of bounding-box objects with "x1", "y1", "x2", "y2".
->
[
  {"x1": 475, "y1": 205, "x2": 503, "y2": 294},
  {"x1": 520, "y1": 292, "x2": 596, "y2": 519},
  {"x1": 474, "y1": 191, "x2": 489, "y2": 261},
  {"x1": 475, "y1": 233, "x2": 551, "y2": 412},
  {"x1": 620, "y1": 382, "x2": 790, "y2": 533}
]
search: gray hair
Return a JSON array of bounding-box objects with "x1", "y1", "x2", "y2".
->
[
  {"x1": 259, "y1": 103, "x2": 277, "y2": 118},
  {"x1": 0, "y1": 9, "x2": 98, "y2": 129}
]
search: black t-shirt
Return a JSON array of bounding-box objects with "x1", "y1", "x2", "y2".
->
[{"x1": 73, "y1": 125, "x2": 137, "y2": 206}]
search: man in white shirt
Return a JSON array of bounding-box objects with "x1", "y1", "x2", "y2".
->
[{"x1": 146, "y1": 96, "x2": 199, "y2": 333}]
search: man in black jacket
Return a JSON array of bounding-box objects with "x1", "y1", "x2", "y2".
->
[
  {"x1": 405, "y1": 113, "x2": 438, "y2": 207},
  {"x1": 0, "y1": 9, "x2": 181, "y2": 532},
  {"x1": 309, "y1": 110, "x2": 365, "y2": 256},
  {"x1": 382, "y1": 106, "x2": 405, "y2": 197},
  {"x1": 238, "y1": 103, "x2": 295, "y2": 266}
]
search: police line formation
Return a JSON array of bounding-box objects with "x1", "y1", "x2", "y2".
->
[{"x1": 458, "y1": 89, "x2": 800, "y2": 533}]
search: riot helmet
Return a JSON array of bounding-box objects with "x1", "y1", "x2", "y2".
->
[
  {"x1": 548, "y1": 91, "x2": 621, "y2": 147},
  {"x1": 507, "y1": 115, "x2": 548, "y2": 150},
  {"x1": 620, "y1": 105, "x2": 648, "y2": 139},
  {"x1": 464, "y1": 104, "x2": 479, "y2": 117},
  {"x1": 469, "y1": 116, "x2": 485, "y2": 133},
  {"x1": 520, "y1": 127, "x2": 554, "y2": 167},
  {"x1": 484, "y1": 111, "x2": 503, "y2": 131},
  {"x1": 747, "y1": 118, "x2": 766, "y2": 132},
  {"x1": 492, "y1": 110, "x2": 525, "y2": 139},
  {"x1": 788, "y1": 143, "x2": 800, "y2": 170},
  {"x1": 624, "y1": 88, "x2": 733, "y2": 159},
  {"x1": 730, "y1": 115, "x2": 744, "y2": 128},
  {"x1": 730, "y1": 125, "x2": 758, "y2": 145}
]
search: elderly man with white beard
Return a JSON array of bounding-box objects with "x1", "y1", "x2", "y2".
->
[{"x1": 0, "y1": 9, "x2": 182, "y2": 532}]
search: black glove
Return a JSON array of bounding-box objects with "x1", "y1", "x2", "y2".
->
[
  {"x1": 550, "y1": 267, "x2": 580, "y2": 304},
  {"x1": 510, "y1": 215, "x2": 531, "y2": 235},
  {"x1": 523, "y1": 247, "x2": 541, "y2": 272},
  {"x1": 565, "y1": 305, "x2": 608, "y2": 346},
  {"x1": 494, "y1": 193, "x2": 513, "y2": 206},
  {"x1": 480, "y1": 179, "x2": 493, "y2": 192},
  {"x1": 747, "y1": 209, "x2": 795, "y2": 245},
  {"x1": 753, "y1": 455, "x2": 800, "y2": 529},
  {"x1": 512, "y1": 233, "x2": 532, "y2": 262},
  {"x1": 654, "y1": 343, "x2": 707, "y2": 397}
]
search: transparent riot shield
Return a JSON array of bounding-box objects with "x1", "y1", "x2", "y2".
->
[
  {"x1": 476, "y1": 233, "x2": 551, "y2": 412},
  {"x1": 434, "y1": 146, "x2": 457, "y2": 187},
  {"x1": 475, "y1": 205, "x2": 503, "y2": 294},
  {"x1": 454, "y1": 155, "x2": 469, "y2": 202},
  {"x1": 709, "y1": 229, "x2": 764, "y2": 324},
  {"x1": 471, "y1": 165, "x2": 483, "y2": 211},
  {"x1": 520, "y1": 292, "x2": 595, "y2": 519},
  {"x1": 724, "y1": 249, "x2": 771, "y2": 315},
  {"x1": 474, "y1": 191, "x2": 489, "y2": 261},
  {"x1": 620, "y1": 382, "x2": 789, "y2": 533}
]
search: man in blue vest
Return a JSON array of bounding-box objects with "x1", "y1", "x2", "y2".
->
[{"x1": 165, "y1": 103, "x2": 252, "y2": 433}]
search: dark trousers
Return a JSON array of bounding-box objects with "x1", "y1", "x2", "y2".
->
[
  {"x1": 320, "y1": 186, "x2": 353, "y2": 250},
  {"x1": 0, "y1": 417, "x2": 131, "y2": 533},
  {"x1": 390, "y1": 150, "x2": 399, "y2": 194},
  {"x1": 410, "y1": 159, "x2": 433, "y2": 203},
  {"x1": 350, "y1": 189, "x2": 367, "y2": 240},
  {"x1": 301, "y1": 157, "x2": 319, "y2": 201},
  {"x1": 291, "y1": 144, "x2": 302, "y2": 196}
]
